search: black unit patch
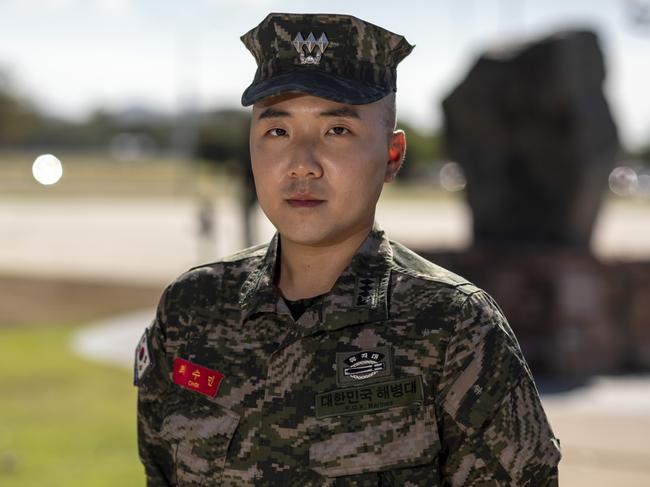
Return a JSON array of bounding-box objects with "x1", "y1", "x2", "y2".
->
[{"x1": 336, "y1": 346, "x2": 393, "y2": 386}]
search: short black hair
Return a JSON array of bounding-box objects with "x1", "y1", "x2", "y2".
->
[{"x1": 383, "y1": 92, "x2": 397, "y2": 137}]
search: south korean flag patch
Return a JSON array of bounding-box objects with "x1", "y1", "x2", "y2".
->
[{"x1": 133, "y1": 326, "x2": 152, "y2": 386}]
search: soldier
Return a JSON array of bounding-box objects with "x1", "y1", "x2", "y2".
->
[{"x1": 134, "y1": 12, "x2": 562, "y2": 486}]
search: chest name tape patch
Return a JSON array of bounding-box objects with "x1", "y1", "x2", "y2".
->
[
  {"x1": 172, "y1": 357, "x2": 225, "y2": 398},
  {"x1": 315, "y1": 375, "x2": 424, "y2": 418}
]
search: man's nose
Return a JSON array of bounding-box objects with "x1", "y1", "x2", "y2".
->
[{"x1": 287, "y1": 138, "x2": 323, "y2": 179}]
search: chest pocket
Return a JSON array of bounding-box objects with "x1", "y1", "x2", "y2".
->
[
  {"x1": 160, "y1": 387, "x2": 240, "y2": 486},
  {"x1": 309, "y1": 403, "x2": 442, "y2": 485}
]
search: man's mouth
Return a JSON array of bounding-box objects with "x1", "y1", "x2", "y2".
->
[
  {"x1": 286, "y1": 199, "x2": 325, "y2": 207},
  {"x1": 286, "y1": 192, "x2": 325, "y2": 207}
]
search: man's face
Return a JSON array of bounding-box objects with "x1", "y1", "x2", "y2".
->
[{"x1": 250, "y1": 92, "x2": 403, "y2": 247}]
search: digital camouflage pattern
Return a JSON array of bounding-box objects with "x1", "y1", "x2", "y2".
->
[
  {"x1": 136, "y1": 221, "x2": 562, "y2": 486},
  {"x1": 240, "y1": 13, "x2": 414, "y2": 106}
]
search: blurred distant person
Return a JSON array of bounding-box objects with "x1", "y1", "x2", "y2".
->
[
  {"x1": 196, "y1": 196, "x2": 216, "y2": 263},
  {"x1": 134, "y1": 13, "x2": 561, "y2": 486}
]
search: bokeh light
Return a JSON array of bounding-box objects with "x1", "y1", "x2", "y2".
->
[
  {"x1": 32, "y1": 154, "x2": 63, "y2": 186},
  {"x1": 439, "y1": 161, "x2": 467, "y2": 192},
  {"x1": 608, "y1": 166, "x2": 638, "y2": 196}
]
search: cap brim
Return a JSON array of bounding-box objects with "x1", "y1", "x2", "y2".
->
[{"x1": 241, "y1": 70, "x2": 392, "y2": 106}]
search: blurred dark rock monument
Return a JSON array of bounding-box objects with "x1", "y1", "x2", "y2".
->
[{"x1": 422, "y1": 29, "x2": 650, "y2": 376}]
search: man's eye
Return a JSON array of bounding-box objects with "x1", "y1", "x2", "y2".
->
[
  {"x1": 268, "y1": 128, "x2": 287, "y2": 137},
  {"x1": 327, "y1": 126, "x2": 349, "y2": 136}
]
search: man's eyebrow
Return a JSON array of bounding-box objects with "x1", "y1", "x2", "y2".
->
[
  {"x1": 318, "y1": 107, "x2": 360, "y2": 119},
  {"x1": 257, "y1": 107, "x2": 290, "y2": 120}
]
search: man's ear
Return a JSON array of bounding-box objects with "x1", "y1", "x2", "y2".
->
[{"x1": 385, "y1": 129, "x2": 406, "y2": 182}]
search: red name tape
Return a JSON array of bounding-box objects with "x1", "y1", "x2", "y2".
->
[{"x1": 173, "y1": 357, "x2": 224, "y2": 397}]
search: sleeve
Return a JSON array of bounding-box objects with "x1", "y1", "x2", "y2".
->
[
  {"x1": 436, "y1": 290, "x2": 562, "y2": 486},
  {"x1": 135, "y1": 284, "x2": 176, "y2": 486}
]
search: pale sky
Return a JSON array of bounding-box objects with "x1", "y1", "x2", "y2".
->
[{"x1": 1, "y1": 0, "x2": 649, "y2": 149}]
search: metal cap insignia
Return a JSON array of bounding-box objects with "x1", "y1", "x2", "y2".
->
[{"x1": 293, "y1": 32, "x2": 329, "y2": 65}]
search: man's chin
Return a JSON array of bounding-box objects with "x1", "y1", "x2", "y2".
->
[
  {"x1": 279, "y1": 228, "x2": 332, "y2": 247},
  {"x1": 275, "y1": 220, "x2": 342, "y2": 248}
]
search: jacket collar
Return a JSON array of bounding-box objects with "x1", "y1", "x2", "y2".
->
[{"x1": 238, "y1": 220, "x2": 392, "y2": 332}]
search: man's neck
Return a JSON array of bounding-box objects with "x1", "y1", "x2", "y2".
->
[{"x1": 276, "y1": 223, "x2": 373, "y2": 301}]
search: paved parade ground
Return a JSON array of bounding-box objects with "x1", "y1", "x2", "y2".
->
[
  {"x1": 3, "y1": 195, "x2": 650, "y2": 485},
  {"x1": 0, "y1": 195, "x2": 648, "y2": 286}
]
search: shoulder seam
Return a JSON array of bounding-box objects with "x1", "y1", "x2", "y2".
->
[
  {"x1": 390, "y1": 263, "x2": 480, "y2": 295},
  {"x1": 186, "y1": 261, "x2": 225, "y2": 273},
  {"x1": 222, "y1": 243, "x2": 267, "y2": 263},
  {"x1": 185, "y1": 245, "x2": 266, "y2": 272}
]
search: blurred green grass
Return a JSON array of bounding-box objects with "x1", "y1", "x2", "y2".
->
[{"x1": 0, "y1": 324, "x2": 143, "y2": 487}]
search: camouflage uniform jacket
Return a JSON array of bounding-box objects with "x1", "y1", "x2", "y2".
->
[{"x1": 136, "y1": 221, "x2": 562, "y2": 486}]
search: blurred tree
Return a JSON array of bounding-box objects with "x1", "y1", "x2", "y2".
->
[
  {"x1": 0, "y1": 69, "x2": 43, "y2": 147},
  {"x1": 635, "y1": 142, "x2": 650, "y2": 167},
  {"x1": 0, "y1": 65, "x2": 442, "y2": 178},
  {"x1": 0, "y1": 66, "x2": 174, "y2": 151},
  {"x1": 196, "y1": 109, "x2": 251, "y2": 169},
  {"x1": 10, "y1": 106, "x2": 173, "y2": 151},
  {"x1": 26, "y1": 110, "x2": 116, "y2": 148}
]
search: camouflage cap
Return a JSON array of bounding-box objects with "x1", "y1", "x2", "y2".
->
[{"x1": 240, "y1": 13, "x2": 414, "y2": 106}]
